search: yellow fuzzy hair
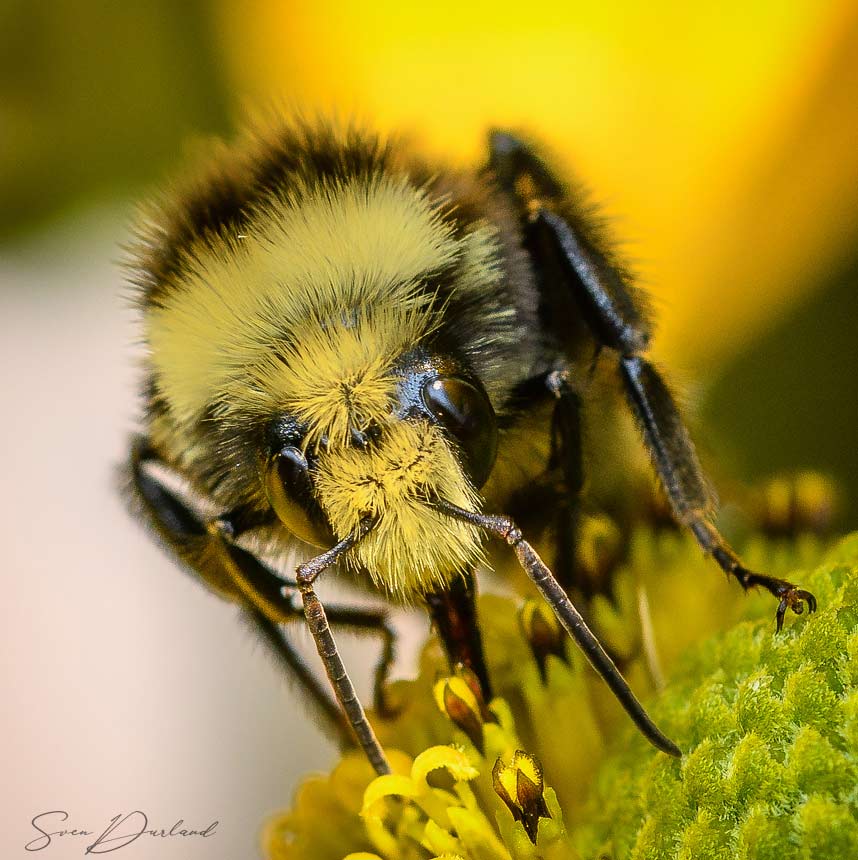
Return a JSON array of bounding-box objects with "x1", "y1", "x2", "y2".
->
[
  {"x1": 314, "y1": 420, "x2": 484, "y2": 599},
  {"x1": 235, "y1": 306, "x2": 430, "y2": 450},
  {"x1": 147, "y1": 173, "x2": 469, "y2": 428}
]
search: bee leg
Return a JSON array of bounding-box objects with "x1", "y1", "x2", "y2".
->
[
  {"x1": 521, "y1": 207, "x2": 816, "y2": 630},
  {"x1": 433, "y1": 500, "x2": 681, "y2": 757},
  {"x1": 546, "y1": 369, "x2": 585, "y2": 593},
  {"x1": 425, "y1": 570, "x2": 492, "y2": 699},
  {"x1": 127, "y1": 438, "x2": 396, "y2": 747},
  {"x1": 214, "y1": 544, "x2": 397, "y2": 718},
  {"x1": 246, "y1": 600, "x2": 397, "y2": 719},
  {"x1": 515, "y1": 371, "x2": 626, "y2": 605},
  {"x1": 620, "y1": 354, "x2": 816, "y2": 631},
  {"x1": 242, "y1": 607, "x2": 352, "y2": 746},
  {"x1": 228, "y1": 553, "x2": 397, "y2": 718},
  {"x1": 487, "y1": 129, "x2": 565, "y2": 200}
]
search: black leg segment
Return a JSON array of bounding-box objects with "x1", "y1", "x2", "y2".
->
[
  {"x1": 425, "y1": 570, "x2": 492, "y2": 699},
  {"x1": 620, "y1": 355, "x2": 715, "y2": 523},
  {"x1": 532, "y1": 209, "x2": 652, "y2": 355},
  {"x1": 547, "y1": 369, "x2": 584, "y2": 592}
]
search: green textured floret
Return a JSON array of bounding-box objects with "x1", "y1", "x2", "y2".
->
[{"x1": 576, "y1": 533, "x2": 858, "y2": 860}]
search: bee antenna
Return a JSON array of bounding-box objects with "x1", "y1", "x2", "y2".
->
[
  {"x1": 294, "y1": 513, "x2": 391, "y2": 775},
  {"x1": 432, "y1": 498, "x2": 681, "y2": 758}
]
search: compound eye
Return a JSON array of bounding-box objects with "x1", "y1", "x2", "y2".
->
[
  {"x1": 264, "y1": 446, "x2": 333, "y2": 548},
  {"x1": 421, "y1": 377, "x2": 498, "y2": 487}
]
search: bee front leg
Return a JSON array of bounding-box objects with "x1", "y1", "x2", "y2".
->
[{"x1": 310, "y1": 602, "x2": 397, "y2": 717}]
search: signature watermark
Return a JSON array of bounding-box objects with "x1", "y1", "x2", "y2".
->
[{"x1": 26, "y1": 810, "x2": 218, "y2": 854}]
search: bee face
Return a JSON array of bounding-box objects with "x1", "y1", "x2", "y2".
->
[
  {"x1": 260, "y1": 344, "x2": 498, "y2": 597},
  {"x1": 137, "y1": 148, "x2": 519, "y2": 602}
]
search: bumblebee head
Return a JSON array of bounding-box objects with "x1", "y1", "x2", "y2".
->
[
  {"x1": 143, "y1": 166, "x2": 514, "y2": 597},
  {"x1": 260, "y1": 344, "x2": 498, "y2": 598}
]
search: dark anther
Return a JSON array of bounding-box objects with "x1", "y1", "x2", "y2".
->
[
  {"x1": 455, "y1": 663, "x2": 495, "y2": 723},
  {"x1": 434, "y1": 664, "x2": 496, "y2": 753},
  {"x1": 492, "y1": 751, "x2": 551, "y2": 844},
  {"x1": 519, "y1": 598, "x2": 567, "y2": 682}
]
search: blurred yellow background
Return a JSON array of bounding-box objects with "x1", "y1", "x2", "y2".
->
[{"x1": 3, "y1": 4, "x2": 858, "y2": 858}]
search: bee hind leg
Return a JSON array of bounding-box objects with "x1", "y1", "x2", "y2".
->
[{"x1": 492, "y1": 133, "x2": 818, "y2": 628}]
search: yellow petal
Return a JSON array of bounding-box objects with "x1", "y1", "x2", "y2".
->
[
  {"x1": 361, "y1": 773, "x2": 419, "y2": 820},
  {"x1": 412, "y1": 745, "x2": 480, "y2": 787}
]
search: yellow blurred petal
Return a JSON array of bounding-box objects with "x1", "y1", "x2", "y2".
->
[
  {"x1": 446, "y1": 806, "x2": 511, "y2": 860},
  {"x1": 423, "y1": 818, "x2": 465, "y2": 856},
  {"x1": 361, "y1": 773, "x2": 419, "y2": 820},
  {"x1": 412, "y1": 745, "x2": 479, "y2": 787}
]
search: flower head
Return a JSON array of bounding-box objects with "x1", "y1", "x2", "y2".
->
[{"x1": 263, "y1": 532, "x2": 858, "y2": 860}]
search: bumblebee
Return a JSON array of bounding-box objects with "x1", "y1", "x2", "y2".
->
[{"x1": 126, "y1": 118, "x2": 815, "y2": 774}]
